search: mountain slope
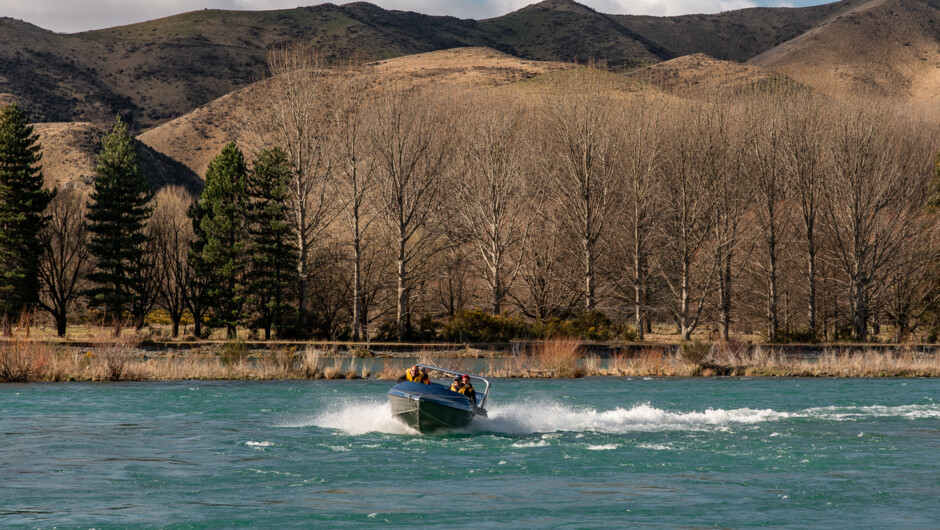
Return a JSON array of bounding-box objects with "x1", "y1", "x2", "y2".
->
[
  {"x1": 1, "y1": 0, "x2": 886, "y2": 129},
  {"x1": 613, "y1": 0, "x2": 867, "y2": 62},
  {"x1": 478, "y1": 0, "x2": 670, "y2": 68},
  {"x1": 750, "y1": 0, "x2": 940, "y2": 106},
  {"x1": 627, "y1": 53, "x2": 800, "y2": 97},
  {"x1": 137, "y1": 47, "x2": 573, "y2": 178},
  {"x1": 35, "y1": 122, "x2": 201, "y2": 192}
]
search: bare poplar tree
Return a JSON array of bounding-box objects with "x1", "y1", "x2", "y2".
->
[
  {"x1": 543, "y1": 68, "x2": 620, "y2": 311},
  {"x1": 884, "y1": 218, "x2": 940, "y2": 341},
  {"x1": 238, "y1": 44, "x2": 337, "y2": 322},
  {"x1": 454, "y1": 94, "x2": 535, "y2": 315},
  {"x1": 703, "y1": 99, "x2": 751, "y2": 341},
  {"x1": 747, "y1": 94, "x2": 791, "y2": 340},
  {"x1": 608, "y1": 94, "x2": 667, "y2": 340},
  {"x1": 371, "y1": 87, "x2": 454, "y2": 340},
  {"x1": 782, "y1": 92, "x2": 828, "y2": 338},
  {"x1": 150, "y1": 186, "x2": 194, "y2": 338},
  {"x1": 37, "y1": 188, "x2": 90, "y2": 337},
  {"x1": 657, "y1": 104, "x2": 721, "y2": 340},
  {"x1": 333, "y1": 67, "x2": 377, "y2": 340},
  {"x1": 821, "y1": 104, "x2": 930, "y2": 340},
  {"x1": 515, "y1": 215, "x2": 580, "y2": 320}
]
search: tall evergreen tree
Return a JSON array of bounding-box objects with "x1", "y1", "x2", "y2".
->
[
  {"x1": 85, "y1": 116, "x2": 153, "y2": 334},
  {"x1": 0, "y1": 103, "x2": 53, "y2": 332},
  {"x1": 190, "y1": 143, "x2": 249, "y2": 339},
  {"x1": 246, "y1": 147, "x2": 300, "y2": 340}
]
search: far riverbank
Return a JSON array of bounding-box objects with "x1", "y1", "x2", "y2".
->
[{"x1": 1, "y1": 336, "x2": 938, "y2": 382}]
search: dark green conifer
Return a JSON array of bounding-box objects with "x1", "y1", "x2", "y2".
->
[
  {"x1": 189, "y1": 143, "x2": 249, "y2": 339},
  {"x1": 85, "y1": 116, "x2": 153, "y2": 334},
  {"x1": 0, "y1": 103, "x2": 53, "y2": 331},
  {"x1": 246, "y1": 147, "x2": 300, "y2": 340}
]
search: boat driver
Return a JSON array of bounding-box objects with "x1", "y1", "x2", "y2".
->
[
  {"x1": 452, "y1": 374, "x2": 477, "y2": 405},
  {"x1": 404, "y1": 365, "x2": 430, "y2": 384}
]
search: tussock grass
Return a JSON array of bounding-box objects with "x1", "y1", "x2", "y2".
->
[
  {"x1": 376, "y1": 359, "x2": 405, "y2": 380},
  {"x1": 0, "y1": 334, "x2": 53, "y2": 382},
  {"x1": 2, "y1": 330, "x2": 940, "y2": 382}
]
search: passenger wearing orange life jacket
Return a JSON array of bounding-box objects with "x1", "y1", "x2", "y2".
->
[
  {"x1": 451, "y1": 374, "x2": 477, "y2": 405},
  {"x1": 404, "y1": 365, "x2": 429, "y2": 384}
]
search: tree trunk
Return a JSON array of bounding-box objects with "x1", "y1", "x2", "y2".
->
[
  {"x1": 492, "y1": 276, "x2": 502, "y2": 315},
  {"x1": 584, "y1": 239, "x2": 594, "y2": 311},
  {"x1": 806, "y1": 242, "x2": 817, "y2": 338},
  {"x1": 851, "y1": 276, "x2": 867, "y2": 341},
  {"x1": 396, "y1": 241, "x2": 408, "y2": 341},
  {"x1": 56, "y1": 313, "x2": 67, "y2": 337},
  {"x1": 719, "y1": 244, "x2": 732, "y2": 341},
  {"x1": 171, "y1": 317, "x2": 180, "y2": 339},
  {"x1": 680, "y1": 259, "x2": 691, "y2": 341},
  {"x1": 634, "y1": 223, "x2": 645, "y2": 341},
  {"x1": 768, "y1": 256, "x2": 779, "y2": 341},
  {"x1": 297, "y1": 231, "x2": 309, "y2": 325},
  {"x1": 352, "y1": 239, "x2": 361, "y2": 342}
]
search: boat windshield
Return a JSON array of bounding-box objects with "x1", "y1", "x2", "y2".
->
[{"x1": 414, "y1": 364, "x2": 490, "y2": 408}]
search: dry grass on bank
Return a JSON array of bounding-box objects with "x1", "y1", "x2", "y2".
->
[{"x1": 2, "y1": 331, "x2": 939, "y2": 382}]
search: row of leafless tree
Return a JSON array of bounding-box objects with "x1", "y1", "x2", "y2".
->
[{"x1": 33, "y1": 53, "x2": 940, "y2": 342}]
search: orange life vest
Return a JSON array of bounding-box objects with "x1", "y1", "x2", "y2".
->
[
  {"x1": 406, "y1": 368, "x2": 429, "y2": 384},
  {"x1": 457, "y1": 383, "x2": 476, "y2": 404}
]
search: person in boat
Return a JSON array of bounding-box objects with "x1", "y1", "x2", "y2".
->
[
  {"x1": 403, "y1": 365, "x2": 430, "y2": 384},
  {"x1": 452, "y1": 374, "x2": 477, "y2": 405}
]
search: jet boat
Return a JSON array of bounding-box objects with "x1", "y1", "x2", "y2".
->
[{"x1": 387, "y1": 365, "x2": 489, "y2": 433}]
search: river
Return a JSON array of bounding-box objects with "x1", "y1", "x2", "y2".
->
[{"x1": 2, "y1": 378, "x2": 938, "y2": 527}]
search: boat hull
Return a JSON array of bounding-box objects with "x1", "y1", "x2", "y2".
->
[{"x1": 387, "y1": 381, "x2": 485, "y2": 433}]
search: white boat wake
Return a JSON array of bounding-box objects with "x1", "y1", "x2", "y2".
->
[{"x1": 280, "y1": 398, "x2": 940, "y2": 436}]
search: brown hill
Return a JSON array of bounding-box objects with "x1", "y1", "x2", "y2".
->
[
  {"x1": 35, "y1": 122, "x2": 201, "y2": 192},
  {"x1": 138, "y1": 47, "x2": 573, "y2": 178},
  {"x1": 614, "y1": 0, "x2": 868, "y2": 62},
  {"x1": 750, "y1": 0, "x2": 940, "y2": 108},
  {"x1": 628, "y1": 53, "x2": 800, "y2": 97},
  {"x1": 476, "y1": 0, "x2": 670, "y2": 68},
  {"x1": 0, "y1": 0, "x2": 896, "y2": 130}
]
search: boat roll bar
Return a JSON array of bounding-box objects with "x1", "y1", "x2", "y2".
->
[{"x1": 415, "y1": 364, "x2": 490, "y2": 409}]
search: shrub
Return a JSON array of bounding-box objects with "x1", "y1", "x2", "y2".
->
[
  {"x1": 302, "y1": 347, "x2": 321, "y2": 378},
  {"x1": 0, "y1": 338, "x2": 51, "y2": 382},
  {"x1": 219, "y1": 338, "x2": 249, "y2": 366},
  {"x1": 272, "y1": 346, "x2": 299, "y2": 371},
  {"x1": 771, "y1": 328, "x2": 820, "y2": 344},
  {"x1": 680, "y1": 339, "x2": 710, "y2": 366},
  {"x1": 533, "y1": 310, "x2": 616, "y2": 341},
  {"x1": 532, "y1": 338, "x2": 584, "y2": 377},
  {"x1": 349, "y1": 347, "x2": 374, "y2": 358},
  {"x1": 440, "y1": 309, "x2": 530, "y2": 342}
]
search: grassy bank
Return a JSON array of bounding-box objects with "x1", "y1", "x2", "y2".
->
[{"x1": 1, "y1": 337, "x2": 938, "y2": 382}]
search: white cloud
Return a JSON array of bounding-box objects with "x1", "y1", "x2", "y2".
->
[{"x1": 0, "y1": 0, "x2": 760, "y2": 33}]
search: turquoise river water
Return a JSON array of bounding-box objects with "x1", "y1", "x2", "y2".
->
[{"x1": 2, "y1": 378, "x2": 939, "y2": 528}]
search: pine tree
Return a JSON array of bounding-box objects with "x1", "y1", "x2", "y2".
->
[
  {"x1": 0, "y1": 103, "x2": 53, "y2": 332},
  {"x1": 190, "y1": 143, "x2": 249, "y2": 339},
  {"x1": 246, "y1": 147, "x2": 300, "y2": 339},
  {"x1": 85, "y1": 116, "x2": 153, "y2": 334}
]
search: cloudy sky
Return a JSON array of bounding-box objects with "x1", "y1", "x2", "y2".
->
[{"x1": 1, "y1": 0, "x2": 828, "y2": 33}]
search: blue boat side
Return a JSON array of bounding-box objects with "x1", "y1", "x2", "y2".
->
[{"x1": 388, "y1": 381, "x2": 477, "y2": 413}]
